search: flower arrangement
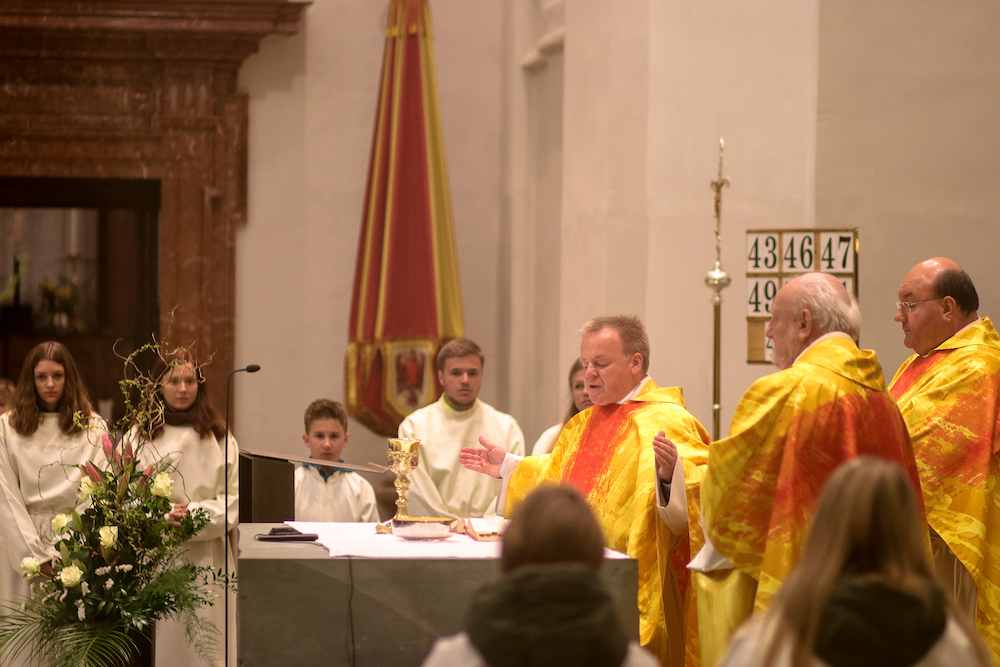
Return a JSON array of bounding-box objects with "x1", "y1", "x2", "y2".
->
[
  {"x1": 0, "y1": 341, "x2": 230, "y2": 667},
  {"x1": 39, "y1": 277, "x2": 80, "y2": 330}
]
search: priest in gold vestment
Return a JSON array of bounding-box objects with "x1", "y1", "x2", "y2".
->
[
  {"x1": 689, "y1": 273, "x2": 921, "y2": 667},
  {"x1": 461, "y1": 316, "x2": 710, "y2": 667},
  {"x1": 889, "y1": 258, "x2": 1000, "y2": 663}
]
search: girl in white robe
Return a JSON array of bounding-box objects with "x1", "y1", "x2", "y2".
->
[
  {"x1": 0, "y1": 342, "x2": 104, "y2": 666},
  {"x1": 136, "y1": 351, "x2": 238, "y2": 667},
  {"x1": 529, "y1": 359, "x2": 593, "y2": 456}
]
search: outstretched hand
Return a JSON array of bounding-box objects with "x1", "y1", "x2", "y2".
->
[
  {"x1": 460, "y1": 436, "x2": 507, "y2": 478},
  {"x1": 653, "y1": 431, "x2": 678, "y2": 482}
]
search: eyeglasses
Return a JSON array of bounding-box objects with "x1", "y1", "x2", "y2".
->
[{"x1": 895, "y1": 297, "x2": 943, "y2": 314}]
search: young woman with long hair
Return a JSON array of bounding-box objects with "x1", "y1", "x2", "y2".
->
[
  {"x1": 135, "y1": 348, "x2": 238, "y2": 667},
  {"x1": 529, "y1": 359, "x2": 595, "y2": 456},
  {"x1": 719, "y1": 456, "x2": 991, "y2": 667},
  {"x1": 0, "y1": 342, "x2": 104, "y2": 620}
]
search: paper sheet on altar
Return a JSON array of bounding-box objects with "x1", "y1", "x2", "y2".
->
[{"x1": 287, "y1": 522, "x2": 629, "y2": 560}]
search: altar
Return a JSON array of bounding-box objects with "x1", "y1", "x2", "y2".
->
[{"x1": 237, "y1": 522, "x2": 640, "y2": 666}]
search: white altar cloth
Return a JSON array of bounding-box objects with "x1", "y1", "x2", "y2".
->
[{"x1": 286, "y1": 521, "x2": 629, "y2": 560}]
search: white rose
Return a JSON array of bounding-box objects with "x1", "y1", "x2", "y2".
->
[
  {"x1": 21, "y1": 557, "x2": 40, "y2": 576},
  {"x1": 98, "y1": 526, "x2": 119, "y2": 549},
  {"x1": 60, "y1": 565, "x2": 83, "y2": 588},
  {"x1": 78, "y1": 478, "x2": 98, "y2": 499},
  {"x1": 150, "y1": 472, "x2": 173, "y2": 498},
  {"x1": 51, "y1": 513, "x2": 71, "y2": 534}
]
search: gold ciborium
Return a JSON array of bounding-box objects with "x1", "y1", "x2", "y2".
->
[{"x1": 375, "y1": 438, "x2": 420, "y2": 534}]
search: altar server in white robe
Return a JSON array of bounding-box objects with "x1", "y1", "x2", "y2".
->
[
  {"x1": 138, "y1": 350, "x2": 238, "y2": 667},
  {"x1": 0, "y1": 342, "x2": 104, "y2": 665},
  {"x1": 294, "y1": 398, "x2": 378, "y2": 522},
  {"x1": 399, "y1": 339, "x2": 525, "y2": 519}
]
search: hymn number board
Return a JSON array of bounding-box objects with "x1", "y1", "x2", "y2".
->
[{"x1": 746, "y1": 228, "x2": 859, "y2": 363}]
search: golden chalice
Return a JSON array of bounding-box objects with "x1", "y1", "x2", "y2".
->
[{"x1": 375, "y1": 438, "x2": 420, "y2": 534}]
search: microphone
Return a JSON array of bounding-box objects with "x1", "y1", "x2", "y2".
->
[{"x1": 224, "y1": 363, "x2": 259, "y2": 667}]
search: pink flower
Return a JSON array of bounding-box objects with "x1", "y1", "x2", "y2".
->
[{"x1": 83, "y1": 462, "x2": 102, "y2": 483}]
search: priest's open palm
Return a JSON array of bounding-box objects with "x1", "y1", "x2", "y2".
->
[{"x1": 460, "y1": 436, "x2": 506, "y2": 478}]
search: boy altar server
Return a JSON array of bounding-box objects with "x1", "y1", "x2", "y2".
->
[{"x1": 295, "y1": 399, "x2": 378, "y2": 522}]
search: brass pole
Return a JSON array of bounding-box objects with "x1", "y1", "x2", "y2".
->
[{"x1": 705, "y1": 138, "x2": 731, "y2": 440}]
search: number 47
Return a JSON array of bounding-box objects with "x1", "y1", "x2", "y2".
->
[{"x1": 821, "y1": 235, "x2": 852, "y2": 271}]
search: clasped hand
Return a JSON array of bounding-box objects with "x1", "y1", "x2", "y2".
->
[
  {"x1": 167, "y1": 502, "x2": 190, "y2": 526},
  {"x1": 653, "y1": 431, "x2": 678, "y2": 482}
]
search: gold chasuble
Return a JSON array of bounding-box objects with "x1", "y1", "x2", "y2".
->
[
  {"x1": 702, "y1": 337, "x2": 920, "y2": 618},
  {"x1": 506, "y1": 381, "x2": 710, "y2": 667},
  {"x1": 890, "y1": 317, "x2": 1000, "y2": 662}
]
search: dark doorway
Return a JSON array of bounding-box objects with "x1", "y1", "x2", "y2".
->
[{"x1": 0, "y1": 177, "x2": 159, "y2": 426}]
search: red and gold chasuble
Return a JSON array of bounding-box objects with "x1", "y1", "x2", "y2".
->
[
  {"x1": 702, "y1": 337, "x2": 921, "y2": 612},
  {"x1": 506, "y1": 381, "x2": 710, "y2": 667},
  {"x1": 890, "y1": 317, "x2": 1000, "y2": 662}
]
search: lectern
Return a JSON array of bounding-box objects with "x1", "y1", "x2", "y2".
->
[
  {"x1": 239, "y1": 450, "x2": 295, "y2": 523},
  {"x1": 238, "y1": 449, "x2": 390, "y2": 523}
]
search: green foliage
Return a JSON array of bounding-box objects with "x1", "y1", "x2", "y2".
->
[
  {"x1": 0, "y1": 268, "x2": 21, "y2": 304},
  {"x1": 0, "y1": 339, "x2": 234, "y2": 667}
]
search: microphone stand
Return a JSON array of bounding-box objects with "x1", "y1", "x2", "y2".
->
[{"x1": 224, "y1": 363, "x2": 259, "y2": 667}]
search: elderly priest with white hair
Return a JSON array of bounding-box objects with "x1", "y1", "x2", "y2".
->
[{"x1": 685, "y1": 272, "x2": 923, "y2": 666}]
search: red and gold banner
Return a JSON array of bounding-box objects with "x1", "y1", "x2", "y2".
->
[{"x1": 346, "y1": 0, "x2": 463, "y2": 437}]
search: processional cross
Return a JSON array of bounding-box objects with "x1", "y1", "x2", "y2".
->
[{"x1": 704, "y1": 139, "x2": 732, "y2": 440}]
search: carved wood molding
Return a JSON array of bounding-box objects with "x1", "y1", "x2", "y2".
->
[{"x1": 0, "y1": 0, "x2": 308, "y2": 408}]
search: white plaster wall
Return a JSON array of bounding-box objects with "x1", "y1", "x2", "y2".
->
[
  {"x1": 513, "y1": 0, "x2": 821, "y2": 441},
  {"x1": 816, "y1": 1, "x2": 1000, "y2": 377},
  {"x1": 235, "y1": 1, "x2": 507, "y2": 476},
  {"x1": 558, "y1": 0, "x2": 651, "y2": 376},
  {"x1": 506, "y1": 0, "x2": 569, "y2": 449},
  {"x1": 644, "y1": 0, "x2": 820, "y2": 433}
]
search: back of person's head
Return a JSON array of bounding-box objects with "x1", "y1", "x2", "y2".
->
[
  {"x1": 803, "y1": 456, "x2": 930, "y2": 584},
  {"x1": 934, "y1": 268, "x2": 979, "y2": 315},
  {"x1": 579, "y1": 315, "x2": 650, "y2": 374},
  {"x1": 468, "y1": 485, "x2": 627, "y2": 667},
  {"x1": 793, "y1": 272, "x2": 862, "y2": 341},
  {"x1": 11, "y1": 341, "x2": 92, "y2": 437},
  {"x1": 436, "y1": 338, "x2": 484, "y2": 372},
  {"x1": 767, "y1": 457, "x2": 988, "y2": 667},
  {"x1": 501, "y1": 484, "x2": 605, "y2": 573},
  {"x1": 148, "y1": 347, "x2": 225, "y2": 441},
  {"x1": 304, "y1": 398, "x2": 348, "y2": 433}
]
